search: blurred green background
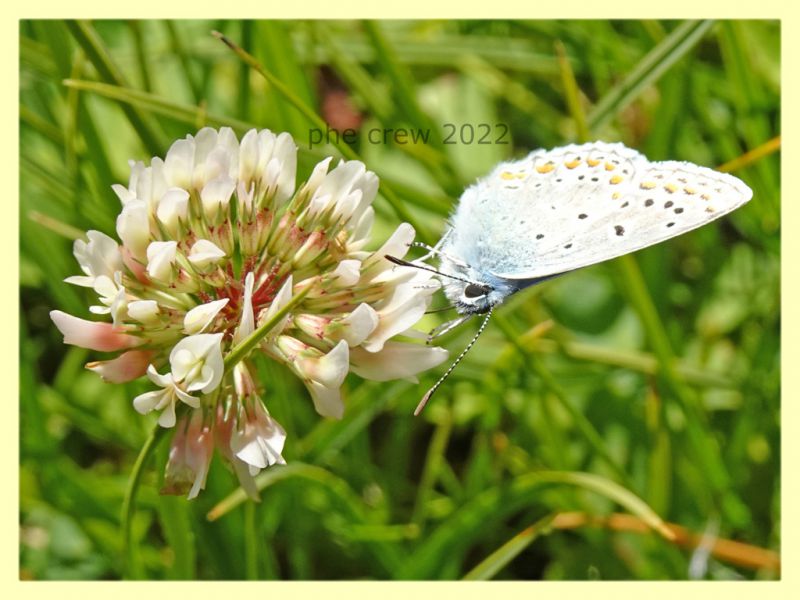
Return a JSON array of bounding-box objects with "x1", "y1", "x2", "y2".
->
[{"x1": 19, "y1": 20, "x2": 779, "y2": 580}]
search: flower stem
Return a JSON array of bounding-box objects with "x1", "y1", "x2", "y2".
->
[
  {"x1": 121, "y1": 423, "x2": 167, "y2": 579},
  {"x1": 223, "y1": 286, "x2": 310, "y2": 373},
  {"x1": 244, "y1": 501, "x2": 259, "y2": 579}
]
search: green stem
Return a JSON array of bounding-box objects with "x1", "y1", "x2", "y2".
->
[
  {"x1": 223, "y1": 285, "x2": 310, "y2": 373},
  {"x1": 121, "y1": 424, "x2": 166, "y2": 579},
  {"x1": 244, "y1": 501, "x2": 258, "y2": 579}
]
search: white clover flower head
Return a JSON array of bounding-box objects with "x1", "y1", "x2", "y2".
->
[{"x1": 51, "y1": 127, "x2": 448, "y2": 499}]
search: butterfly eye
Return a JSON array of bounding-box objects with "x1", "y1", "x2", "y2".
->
[{"x1": 464, "y1": 283, "x2": 490, "y2": 299}]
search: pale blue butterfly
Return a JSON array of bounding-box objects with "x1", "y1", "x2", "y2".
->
[{"x1": 388, "y1": 141, "x2": 753, "y2": 414}]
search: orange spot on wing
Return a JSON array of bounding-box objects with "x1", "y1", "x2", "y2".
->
[
  {"x1": 565, "y1": 158, "x2": 581, "y2": 169},
  {"x1": 536, "y1": 162, "x2": 555, "y2": 174},
  {"x1": 664, "y1": 183, "x2": 678, "y2": 193},
  {"x1": 684, "y1": 187, "x2": 696, "y2": 195},
  {"x1": 500, "y1": 171, "x2": 515, "y2": 180},
  {"x1": 587, "y1": 158, "x2": 601, "y2": 167},
  {"x1": 609, "y1": 175, "x2": 623, "y2": 185},
  {"x1": 604, "y1": 162, "x2": 616, "y2": 171},
  {"x1": 640, "y1": 181, "x2": 656, "y2": 190}
]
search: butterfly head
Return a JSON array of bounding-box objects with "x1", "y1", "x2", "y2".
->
[{"x1": 438, "y1": 256, "x2": 514, "y2": 315}]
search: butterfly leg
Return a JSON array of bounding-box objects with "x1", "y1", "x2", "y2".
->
[{"x1": 427, "y1": 314, "x2": 473, "y2": 343}]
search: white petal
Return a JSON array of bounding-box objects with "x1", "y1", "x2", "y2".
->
[
  {"x1": 188, "y1": 239, "x2": 226, "y2": 269},
  {"x1": 116, "y1": 200, "x2": 150, "y2": 260},
  {"x1": 232, "y1": 403, "x2": 287, "y2": 469},
  {"x1": 72, "y1": 230, "x2": 124, "y2": 282},
  {"x1": 338, "y1": 304, "x2": 379, "y2": 346},
  {"x1": 133, "y1": 389, "x2": 166, "y2": 415},
  {"x1": 314, "y1": 160, "x2": 365, "y2": 207},
  {"x1": 192, "y1": 128, "x2": 219, "y2": 165},
  {"x1": 272, "y1": 131, "x2": 298, "y2": 202},
  {"x1": 200, "y1": 175, "x2": 236, "y2": 219},
  {"x1": 164, "y1": 137, "x2": 195, "y2": 189},
  {"x1": 257, "y1": 275, "x2": 293, "y2": 337},
  {"x1": 376, "y1": 223, "x2": 415, "y2": 263},
  {"x1": 111, "y1": 183, "x2": 136, "y2": 205},
  {"x1": 64, "y1": 275, "x2": 95, "y2": 288},
  {"x1": 362, "y1": 281, "x2": 433, "y2": 353},
  {"x1": 158, "y1": 400, "x2": 178, "y2": 428},
  {"x1": 306, "y1": 380, "x2": 345, "y2": 419},
  {"x1": 333, "y1": 259, "x2": 361, "y2": 286},
  {"x1": 233, "y1": 272, "x2": 255, "y2": 345},
  {"x1": 238, "y1": 129, "x2": 260, "y2": 183},
  {"x1": 303, "y1": 156, "x2": 332, "y2": 196},
  {"x1": 184, "y1": 298, "x2": 229, "y2": 334},
  {"x1": 169, "y1": 333, "x2": 225, "y2": 394},
  {"x1": 296, "y1": 340, "x2": 349, "y2": 388},
  {"x1": 349, "y1": 206, "x2": 375, "y2": 247},
  {"x1": 350, "y1": 342, "x2": 449, "y2": 382},
  {"x1": 146, "y1": 241, "x2": 178, "y2": 282},
  {"x1": 156, "y1": 188, "x2": 189, "y2": 234},
  {"x1": 127, "y1": 300, "x2": 160, "y2": 324},
  {"x1": 146, "y1": 364, "x2": 173, "y2": 388}
]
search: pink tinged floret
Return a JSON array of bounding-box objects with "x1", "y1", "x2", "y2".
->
[
  {"x1": 231, "y1": 400, "x2": 287, "y2": 473},
  {"x1": 294, "y1": 340, "x2": 350, "y2": 419},
  {"x1": 121, "y1": 247, "x2": 150, "y2": 285},
  {"x1": 50, "y1": 310, "x2": 141, "y2": 352},
  {"x1": 214, "y1": 403, "x2": 261, "y2": 501},
  {"x1": 161, "y1": 410, "x2": 214, "y2": 499},
  {"x1": 86, "y1": 349, "x2": 154, "y2": 383}
]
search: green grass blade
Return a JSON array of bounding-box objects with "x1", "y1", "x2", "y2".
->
[
  {"x1": 493, "y1": 314, "x2": 632, "y2": 487},
  {"x1": 121, "y1": 424, "x2": 167, "y2": 579},
  {"x1": 164, "y1": 20, "x2": 202, "y2": 104},
  {"x1": 212, "y1": 30, "x2": 434, "y2": 244},
  {"x1": 587, "y1": 20, "x2": 714, "y2": 132},
  {"x1": 462, "y1": 513, "x2": 557, "y2": 580},
  {"x1": 207, "y1": 462, "x2": 402, "y2": 576},
  {"x1": 64, "y1": 20, "x2": 165, "y2": 155},
  {"x1": 62, "y1": 78, "x2": 259, "y2": 134},
  {"x1": 127, "y1": 21, "x2": 153, "y2": 92},
  {"x1": 156, "y1": 496, "x2": 197, "y2": 579},
  {"x1": 400, "y1": 469, "x2": 671, "y2": 579}
]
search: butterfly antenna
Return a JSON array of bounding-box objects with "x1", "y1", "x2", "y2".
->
[
  {"x1": 425, "y1": 304, "x2": 456, "y2": 314},
  {"x1": 385, "y1": 255, "x2": 477, "y2": 286},
  {"x1": 414, "y1": 307, "x2": 494, "y2": 416}
]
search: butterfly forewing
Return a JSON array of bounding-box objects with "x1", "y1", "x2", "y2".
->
[{"x1": 445, "y1": 142, "x2": 752, "y2": 283}]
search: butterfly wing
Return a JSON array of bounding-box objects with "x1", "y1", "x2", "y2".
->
[{"x1": 444, "y1": 142, "x2": 752, "y2": 284}]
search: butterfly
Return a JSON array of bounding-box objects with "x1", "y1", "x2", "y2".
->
[{"x1": 387, "y1": 141, "x2": 753, "y2": 414}]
